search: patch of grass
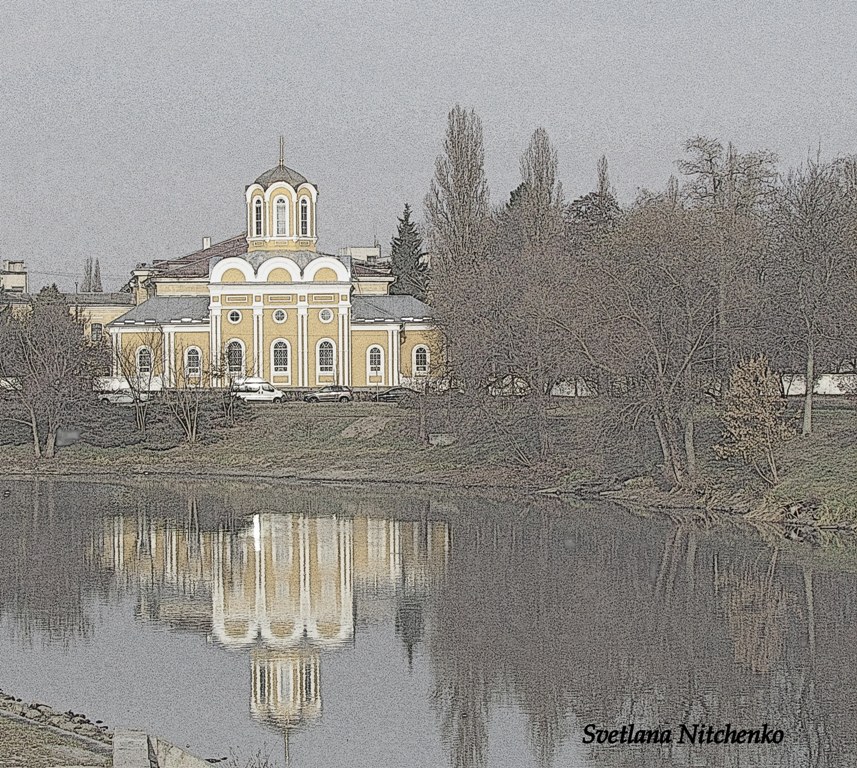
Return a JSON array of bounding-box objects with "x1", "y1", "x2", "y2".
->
[{"x1": 766, "y1": 405, "x2": 857, "y2": 517}]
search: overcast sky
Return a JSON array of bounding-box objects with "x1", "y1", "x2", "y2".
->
[{"x1": 2, "y1": 1, "x2": 856, "y2": 291}]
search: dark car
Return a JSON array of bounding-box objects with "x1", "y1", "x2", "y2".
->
[
  {"x1": 370, "y1": 387, "x2": 419, "y2": 404},
  {"x1": 303, "y1": 385, "x2": 354, "y2": 403}
]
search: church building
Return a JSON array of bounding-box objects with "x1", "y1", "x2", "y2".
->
[{"x1": 101, "y1": 147, "x2": 438, "y2": 390}]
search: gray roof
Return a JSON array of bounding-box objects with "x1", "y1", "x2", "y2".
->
[
  {"x1": 351, "y1": 295, "x2": 434, "y2": 323},
  {"x1": 253, "y1": 163, "x2": 309, "y2": 189},
  {"x1": 109, "y1": 296, "x2": 209, "y2": 326}
]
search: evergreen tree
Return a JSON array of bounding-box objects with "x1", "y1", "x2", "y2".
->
[
  {"x1": 390, "y1": 203, "x2": 427, "y2": 300},
  {"x1": 567, "y1": 155, "x2": 622, "y2": 234},
  {"x1": 93, "y1": 258, "x2": 103, "y2": 292}
]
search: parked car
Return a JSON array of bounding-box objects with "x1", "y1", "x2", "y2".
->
[
  {"x1": 370, "y1": 386, "x2": 419, "y2": 404},
  {"x1": 98, "y1": 390, "x2": 150, "y2": 405},
  {"x1": 231, "y1": 378, "x2": 286, "y2": 403},
  {"x1": 303, "y1": 385, "x2": 354, "y2": 403}
]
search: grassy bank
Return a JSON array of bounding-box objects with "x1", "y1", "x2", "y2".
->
[
  {"x1": 3, "y1": 398, "x2": 857, "y2": 523},
  {"x1": 0, "y1": 401, "x2": 620, "y2": 490}
]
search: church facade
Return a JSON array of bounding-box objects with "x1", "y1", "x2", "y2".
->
[{"x1": 100, "y1": 153, "x2": 438, "y2": 391}]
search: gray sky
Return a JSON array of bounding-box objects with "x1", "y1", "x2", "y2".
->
[{"x1": 2, "y1": 1, "x2": 856, "y2": 291}]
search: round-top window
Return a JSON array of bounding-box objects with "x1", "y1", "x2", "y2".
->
[
  {"x1": 319, "y1": 308, "x2": 334, "y2": 323},
  {"x1": 273, "y1": 309, "x2": 287, "y2": 324},
  {"x1": 228, "y1": 310, "x2": 242, "y2": 324}
]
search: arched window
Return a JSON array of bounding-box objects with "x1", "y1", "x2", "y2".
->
[
  {"x1": 368, "y1": 346, "x2": 383, "y2": 374},
  {"x1": 275, "y1": 197, "x2": 289, "y2": 237},
  {"x1": 414, "y1": 345, "x2": 429, "y2": 375},
  {"x1": 317, "y1": 340, "x2": 334, "y2": 375},
  {"x1": 300, "y1": 198, "x2": 309, "y2": 237},
  {"x1": 90, "y1": 323, "x2": 103, "y2": 342},
  {"x1": 254, "y1": 198, "x2": 263, "y2": 237},
  {"x1": 185, "y1": 347, "x2": 201, "y2": 377},
  {"x1": 137, "y1": 347, "x2": 152, "y2": 376},
  {"x1": 227, "y1": 341, "x2": 244, "y2": 375},
  {"x1": 272, "y1": 340, "x2": 290, "y2": 373}
]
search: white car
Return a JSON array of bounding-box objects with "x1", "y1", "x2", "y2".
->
[
  {"x1": 231, "y1": 378, "x2": 286, "y2": 403},
  {"x1": 98, "y1": 390, "x2": 150, "y2": 405}
]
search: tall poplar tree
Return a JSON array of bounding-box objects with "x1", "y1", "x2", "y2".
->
[
  {"x1": 92, "y1": 258, "x2": 103, "y2": 292},
  {"x1": 81, "y1": 257, "x2": 93, "y2": 293},
  {"x1": 424, "y1": 104, "x2": 490, "y2": 269},
  {"x1": 389, "y1": 203, "x2": 427, "y2": 300}
]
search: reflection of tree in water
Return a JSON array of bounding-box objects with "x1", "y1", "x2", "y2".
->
[
  {"x1": 427, "y1": 501, "x2": 855, "y2": 768},
  {"x1": 716, "y1": 551, "x2": 786, "y2": 673},
  {"x1": 0, "y1": 480, "x2": 119, "y2": 644}
]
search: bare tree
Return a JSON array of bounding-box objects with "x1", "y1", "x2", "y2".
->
[
  {"x1": 428, "y1": 126, "x2": 587, "y2": 466},
  {"x1": 424, "y1": 104, "x2": 491, "y2": 271},
  {"x1": 571, "y1": 202, "x2": 726, "y2": 488},
  {"x1": 764, "y1": 157, "x2": 857, "y2": 436},
  {"x1": 114, "y1": 328, "x2": 164, "y2": 434},
  {"x1": 161, "y1": 341, "x2": 207, "y2": 444},
  {"x1": 679, "y1": 137, "x2": 779, "y2": 378},
  {"x1": 0, "y1": 287, "x2": 103, "y2": 458}
]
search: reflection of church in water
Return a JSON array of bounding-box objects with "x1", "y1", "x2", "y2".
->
[{"x1": 99, "y1": 509, "x2": 449, "y2": 749}]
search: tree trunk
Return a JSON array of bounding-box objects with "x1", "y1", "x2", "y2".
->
[
  {"x1": 44, "y1": 429, "x2": 56, "y2": 459},
  {"x1": 802, "y1": 343, "x2": 814, "y2": 437},
  {"x1": 29, "y1": 412, "x2": 41, "y2": 459},
  {"x1": 683, "y1": 413, "x2": 697, "y2": 482},
  {"x1": 418, "y1": 395, "x2": 428, "y2": 445},
  {"x1": 653, "y1": 413, "x2": 677, "y2": 486}
]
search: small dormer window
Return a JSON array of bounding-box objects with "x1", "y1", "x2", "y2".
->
[
  {"x1": 300, "y1": 198, "x2": 309, "y2": 237},
  {"x1": 254, "y1": 198, "x2": 263, "y2": 237},
  {"x1": 275, "y1": 197, "x2": 288, "y2": 237}
]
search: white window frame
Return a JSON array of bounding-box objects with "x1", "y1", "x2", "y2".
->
[
  {"x1": 227, "y1": 309, "x2": 242, "y2": 324},
  {"x1": 316, "y1": 338, "x2": 335, "y2": 377},
  {"x1": 90, "y1": 323, "x2": 103, "y2": 342},
  {"x1": 271, "y1": 339, "x2": 291, "y2": 377},
  {"x1": 272, "y1": 308, "x2": 287, "y2": 324},
  {"x1": 274, "y1": 196, "x2": 289, "y2": 237},
  {"x1": 226, "y1": 339, "x2": 245, "y2": 377},
  {"x1": 136, "y1": 346, "x2": 153, "y2": 376},
  {"x1": 318, "y1": 308, "x2": 333, "y2": 324},
  {"x1": 367, "y1": 345, "x2": 384, "y2": 379},
  {"x1": 300, "y1": 197, "x2": 309, "y2": 237},
  {"x1": 254, "y1": 198, "x2": 263, "y2": 237},
  {"x1": 184, "y1": 346, "x2": 202, "y2": 378},
  {"x1": 413, "y1": 345, "x2": 430, "y2": 376}
]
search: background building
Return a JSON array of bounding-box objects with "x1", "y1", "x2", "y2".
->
[{"x1": 0, "y1": 260, "x2": 28, "y2": 294}]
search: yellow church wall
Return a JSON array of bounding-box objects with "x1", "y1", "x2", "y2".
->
[
  {"x1": 220, "y1": 269, "x2": 247, "y2": 284},
  {"x1": 76, "y1": 305, "x2": 134, "y2": 342},
  {"x1": 117, "y1": 329, "x2": 165, "y2": 377},
  {"x1": 172, "y1": 331, "x2": 210, "y2": 383},
  {"x1": 307, "y1": 307, "x2": 341, "y2": 386},
  {"x1": 400, "y1": 329, "x2": 443, "y2": 378},
  {"x1": 312, "y1": 268, "x2": 337, "y2": 283},
  {"x1": 264, "y1": 294, "x2": 295, "y2": 304},
  {"x1": 221, "y1": 310, "x2": 256, "y2": 377},
  {"x1": 352, "y1": 280, "x2": 393, "y2": 295},
  {"x1": 266, "y1": 269, "x2": 294, "y2": 284},
  {"x1": 350, "y1": 330, "x2": 389, "y2": 388},
  {"x1": 155, "y1": 281, "x2": 209, "y2": 296},
  {"x1": 261, "y1": 309, "x2": 298, "y2": 384},
  {"x1": 265, "y1": 186, "x2": 295, "y2": 227}
]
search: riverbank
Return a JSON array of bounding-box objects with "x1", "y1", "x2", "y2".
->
[
  {"x1": 0, "y1": 690, "x2": 111, "y2": 768},
  {"x1": 0, "y1": 401, "x2": 618, "y2": 492},
  {"x1": 3, "y1": 399, "x2": 857, "y2": 531}
]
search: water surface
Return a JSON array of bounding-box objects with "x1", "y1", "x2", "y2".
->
[{"x1": 0, "y1": 478, "x2": 854, "y2": 767}]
